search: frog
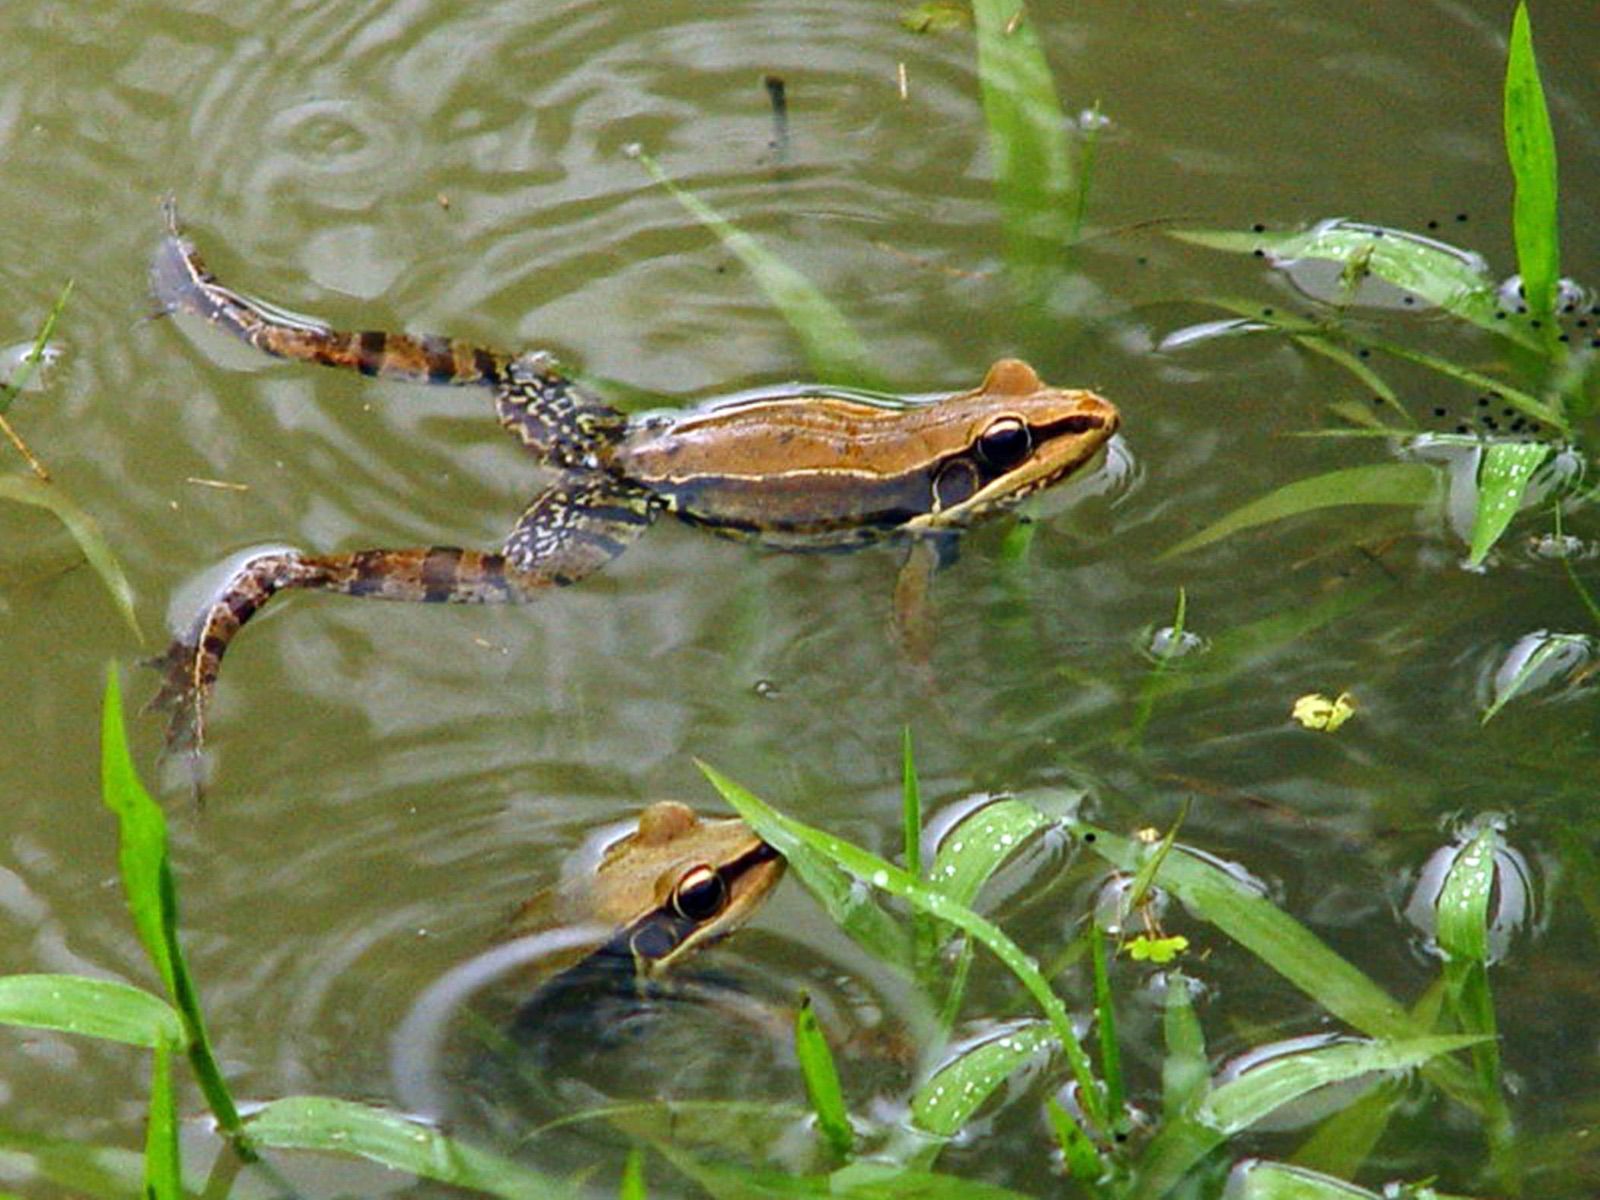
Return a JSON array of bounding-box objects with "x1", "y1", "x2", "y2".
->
[{"x1": 147, "y1": 202, "x2": 1121, "y2": 751}]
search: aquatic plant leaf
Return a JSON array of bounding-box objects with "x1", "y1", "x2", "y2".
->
[
  {"x1": 0, "y1": 974, "x2": 182, "y2": 1048},
  {"x1": 911, "y1": 1020, "x2": 1052, "y2": 1138},
  {"x1": 927, "y1": 798, "x2": 1048, "y2": 909},
  {"x1": 1199, "y1": 1036, "x2": 1481, "y2": 1137},
  {"x1": 1161, "y1": 973, "x2": 1208, "y2": 1120},
  {"x1": 100, "y1": 668, "x2": 247, "y2": 1146},
  {"x1": 1289, "y1": 1082, "x2": 1400, "y2": 1182},
  {"x1": 1229, "y1": 1159, "x2": 1385, "y2": 1199},
  {"x1": 900, "y1": 0, "x2": 970, "y2": 33},
  {"x1": 901, "y1": 727, "x2": 922, "y2": 880},
  {"x1": 1134, "y1": 1037, "x2": 1481, "y2": 1200},
  {"x1": 619, "y1": 1147, "x2": 646, "y2": 1200},
  {"x1": 794, "y1": 996, "x2": 853, "y2": 1158},
  {"x1": 1481, "y1": 630, "x2": 1591, "y2": 724},
  {"x1": 701, "y1": 765, "x2": 1109, "y2": 1136},
  {"x1": 1089, "y1": 923, "x2": 1124, "y2": 1118},
  {"x1": 0, "y1": 280, "x2": 72, "y2": 417},
  {"x1": 1162, "y1": 463, "x2": 1439, "y2": 558},
  {"x1": 973, "y1": 0, "x2": 1078, "y2": 300},
  {"x1": 1468, "y1": 440, "x2": 1549, "y2": 566},
  {"x1": 1504, "y1": 2, "x2": 1560, "y2": 327},
  {"x1": 699, "y1": 767, "x2": 911, "y2": 968},
  {"x1": 1045, "y1": 1098, "x2": 1101, "y2": 1180},
  {"x1": 630, "y1": 149, "x2": 878, "y2": 389},
  {"x1": 0, "y1": 475, "x2": 143, "y2": 641},
  {"x1": 1170, "y1": 223, "x2": 1519, "y2": 346},
  {"x1": 145, "y1": 1037, "x2": 180, "y2": 1200},
  {"x1": 245, "y1": 1097, "x2": 564, "y2": 1199}
]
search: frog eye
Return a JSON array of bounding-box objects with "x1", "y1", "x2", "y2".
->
[
  {"x1": 976, "y1": 416, "x2": 1032, "y2": 469},
  {"x1": 672, "y1": 864, "x2": 729, "y2": 922}
]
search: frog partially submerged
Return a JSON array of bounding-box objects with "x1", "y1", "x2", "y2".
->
[{"x1": 149, "y1": 203, "x2": 1120, "y2": 751}]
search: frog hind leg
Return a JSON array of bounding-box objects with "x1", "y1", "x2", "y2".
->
[
  {"x1": 152, "y1": 200, "x2": 628, "y2": 465},
  {"x1": 147, "y1": 474, "x2": 658, "y2": 755}
]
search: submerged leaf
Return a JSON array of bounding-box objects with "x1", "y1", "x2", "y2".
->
[
  {"x1": 1162, "y1": 463, "x2": 1439, "y2": 558},
  {"x1": 0, "y1": 474, "x2": 143, "y2": 641},
  {"x1": 630, "y1": 148, "x2": 878, "y2": 388}
]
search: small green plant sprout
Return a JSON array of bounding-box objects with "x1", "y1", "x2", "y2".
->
[
  {"x1": 1291, "y1": 691, "x2": 1356, "y2": 733},
  {"x1": 1160, "y1": 3, "x2": 1588, "y2": 568}
]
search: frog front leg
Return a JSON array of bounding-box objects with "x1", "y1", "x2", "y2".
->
[{"x1": 148, "y1": 475, "x2": 658, "y2": 755}]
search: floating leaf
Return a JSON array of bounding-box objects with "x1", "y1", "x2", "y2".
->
[
  {"x1": 795, "y1": 996, "x2": 853, "y2": 1158},
  {"x1": 1467, "y1": 440, "x2": 1550, "y2": 566},
  {"x1": 1482, "y1": 629, "x2": 1592, "y2": 723},
  {"x1": 1162, "y1": 463, "x2": 1438, "y2": 558},
  {"x1": 1127, "y1": 934, "x2": 1189, "y2": 963},
  {"x1": 0, "y1": 475, "x2": 143, "y2": 641},
  {"x1": 630, "y1": 148, "x2": 878, "y2": 388},
  {"x1": 1170, "y1": 222, "x2": 1525, "y2": 347},
  {"x1": 1504, "y1": 2, "x2": 1560, "y2": 327},
  {"x1": 912, "y1": 1021, "x2": 1053, "y2": 1138}
]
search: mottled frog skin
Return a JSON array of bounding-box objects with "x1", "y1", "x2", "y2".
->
[{"x1": 148, "y1": 202, "x2": 1120, "y2": 752}]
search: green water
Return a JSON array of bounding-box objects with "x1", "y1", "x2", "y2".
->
[{"x1": 3, "y1": 0, "x2": 1599, "y2": 1195}]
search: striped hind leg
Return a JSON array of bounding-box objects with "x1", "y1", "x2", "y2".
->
[{"x1": 148, "y1": 475, "x2": 658, "y2": 754}]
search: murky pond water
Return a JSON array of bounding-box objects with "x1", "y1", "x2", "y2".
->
[{"x1": 3, "y1": 0, "x2": 1600, "y2": 1195}]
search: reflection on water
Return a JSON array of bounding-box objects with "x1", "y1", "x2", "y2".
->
[{"x1": 2, "y1": 0, "x2": 1600, "y2": 1194}]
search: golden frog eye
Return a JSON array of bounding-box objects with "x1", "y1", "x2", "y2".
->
[
  {"x1": 672, "y1": 864, "x2": 729, "y2": 922},
  {"x1": 975, "y1": 416, "x2": 1032, "y2": 469}
]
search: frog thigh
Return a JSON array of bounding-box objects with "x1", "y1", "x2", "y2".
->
[{"x1": 503, "y1": 474, "x2": 659, "y2": 584}]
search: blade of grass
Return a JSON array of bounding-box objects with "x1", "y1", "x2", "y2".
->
[
  {"x1": 1133, "y1": 1035, "x2": 1483, "y2": 1200},
  {"x1": 145, "y1": 1037, "x2": 181, "y2": 1200},
  {"x1": 1504, "y1": 1, "x2": 1560, "y2": 332},
  {"x1": 911, "y1": 1021, "x2": 1053, "y2": 1139},
  {"x1": 1170, "y1": 223, "x2": 1532, "y2": 350},
  {"x1": 0, "y1": 975, "x2": 182, "y2": 1048},
  {"x1": 0, "y1": 476, "x2": 143, "y2": 641},
  {"x1": 700, "y1": 764, "x2": 1110, "y2": 1137},
  {"x1": 1045, "y1": 1098, "x2": 1102, "y2": 1181},
  {"x1": 1160, "y1": 973, "x2": 1207, "y2": 1121},
  {"x1": 0, "y1": 280, "x2": 72, "y2": 418},
  {"x1": 1089, "y1": 923, "x2": 1124, "y2": 1121},
  {"x1": 100, "y1": 667, "x2": 249, "y2": 1156},
  {"x1": 1467, "y1": 441, "x2": 1550, "y2": 566},
  {"x1": 629, "y1": 147, "x2": 878, "y2": 387},
  {"x1": 795, "y1": 995, "x2": 853, "y2": 1159},
  {"x1": 245, "y1": 1097, "x2": 565, "y2": 1199},
  {"x1": 901, "y1": 726, "x2": 922, "y2": 880},
  {"x1": 1161, "y1": 462, "x2": 1439, "y2": 559},
  {"x1": 1481, "y1": 631, "x2": 1590, "y2": 723},
  {"x1": 619, "y1": 1147, "x2": 646, "y2": 1200}
]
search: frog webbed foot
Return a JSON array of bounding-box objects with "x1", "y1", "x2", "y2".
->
[{"x1": 141, "y1": 635, "x2": 211, "y2": 772}]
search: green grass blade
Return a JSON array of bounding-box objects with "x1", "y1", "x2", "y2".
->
[
  {"x1": 246, "y1": 1097, "x2": 566, "y2": 1198},
  {"x1": 630, "y1": 148, "x2": 878, "y2": 387},
  {"x1": 927, "y1": 798, "x2": 1048, "y2": 910},
  {"x1": 1161, "y1": 463, "x2": 1439, "y2": 558},
  {"x1": 910, "y1": 1020, "x2": 1053, "y2": 1139},
  {"x1": 1134, "y1": 1036, "x2": 1482, "y2": 1200},
  {"x1": 1171, "y1": 223, "x2": 1523, "y2": 346},
  {"x1": 1504, "y1": 1, "x2": 1560, "y2": 329},
  {"x1": 972, "y1": 0, "x2": 1078, "y2": 305},
  {"x1": 700, "y1": 764, "x2": 1109, "y2": 1135},
  {"x1": 1229, "y1": 1160, "x2": 1385, "y2": 1199},
  {"x1": 901, "y1": 727, "x2": 921, "y2": 880},
  {"x1": 1481, "y1": 630, "x2": 1590, "y2": 723},
  {"x1": 0, "y1": 475, "x2": 144, "y2": 642},
  {"x1": 0, "y1": 975, "x2": 182, "y2": 1048},
  {"x1": 1089, "y1": 924, "x2": 1124, "y2": 1121},
  {"x1": 1160, "y1": 973, "x2": 1207, "y2": 1120},
  {"x1": 0, "y1": 280, "x2": 72, "y2": 417},
  {"x1": 100, "y1": 668, "x2": 249, "y2": 1152},
  {"x1": 144, "y1": 1037, "x2": 181, "y2": 1200},
  {"x1": 795, "y1": 995, "x2": 853, "y2": 1159},
  {"x1": 1468, "y1": 441, "x2": 1551, "y2": 567},
  {"x1": 619, "y1": 1146, "x2": 646, "y2": 1200},
  {"x1": 1289, "y1": 1082, "x2": 1397, "y2": 1180},
  {"x1": 1044, "y1": 1097, "x2": 1102, "y2": 1180}
]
